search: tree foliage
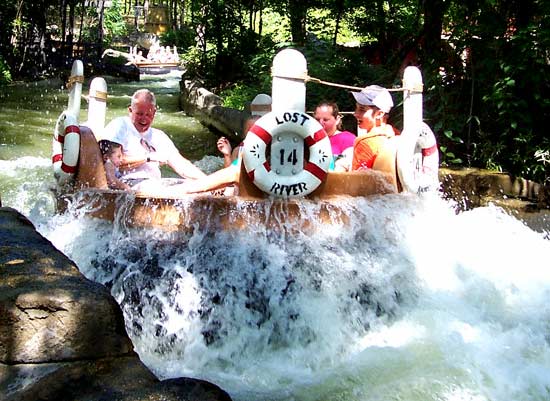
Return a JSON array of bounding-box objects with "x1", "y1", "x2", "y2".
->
[{"x1": 0, "y1": 0, "x2": 548, "y2": 182}]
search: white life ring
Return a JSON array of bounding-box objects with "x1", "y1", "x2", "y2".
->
[
  {"x1": 243, "y1": 110, "x2": 332, "y2": 198},
  {"x1": 52, "y1": 113, "x2": 80, "y2": 185},
  {"x1": 396, "y1": 122, "x2": 439, "y2": 193},
  {"x1": 52, "y1": 60, "x2": 83, "y2": 185}
]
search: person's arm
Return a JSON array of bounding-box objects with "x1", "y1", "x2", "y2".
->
[
  {"x1": 153, "y1": 130, "x2": 206, "y2": 179},
  {"x1": 178, "y1": 164, "x2": 239, "y2": 194},
  {"x1": 334, "y1": 147, "x2": 353, "y2": 172},
  {"x1": 119, "y1": 150, "x2": 172, "y2": 171},
  {"x1": 104, "y1": 161, "x2": 132, "y2": 190},
  {"x1": 118, "y1": 154, "x2": 148, "y2": 171},
  {"x1": 168, "y1": 153, "x2": 207, "y2": 179}
]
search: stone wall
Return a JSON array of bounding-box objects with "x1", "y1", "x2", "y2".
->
[
  {"x1": 439, "y1": 168, "x2": 550, "y2": 233},
  {"x1": 179, "y1": 78, "x2": 247, "y2": 140}
]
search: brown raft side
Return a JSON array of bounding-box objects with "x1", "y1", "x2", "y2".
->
[
  {"x1": 63, "y1": 127, "x2": 400, "y2": 232},
  {"x1": 65, "y1": 190, "x2": 354, "y2": 233},
  {"x1": 55, "y1": 126, "x2": 108, "y2": 215},
  {"x1": 75, "y1": 126, "x2": 109, "y2": 190}
]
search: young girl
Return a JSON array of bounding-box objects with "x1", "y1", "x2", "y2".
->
[
  {"x1": 98, "y1": 140, "x2": 132, "y2": 190},
  {"x1": 313, "y1": 102, "x2": 356, "y2": 171}
]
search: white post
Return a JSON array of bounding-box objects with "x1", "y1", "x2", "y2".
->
[
  {"x1": 250, "y1": 93, "x2": 272, "y2": 117},
  {"x1": 402, "y1": 66, "x2": 423, "y2": 132},
  {"x1": 271, "y1": 49, "x2": 307, "y2": 112},
  {"x1": 86, "y1": 77, "x2": 108, "y2": 137},
  {"x1": 67, "y1": 60, "x2": 84, "y2": 119}
]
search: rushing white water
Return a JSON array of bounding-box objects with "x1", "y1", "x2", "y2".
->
[
  {"x1": 2, "y1": 72, "x2": 550, "y2": 401},
  {"x1": 3, "y1": 159, "x2": 549, "y2": 401}
]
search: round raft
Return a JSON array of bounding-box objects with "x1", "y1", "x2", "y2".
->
[{"x1": 53, "y1": 59, "x2": 439, "y2": 233}]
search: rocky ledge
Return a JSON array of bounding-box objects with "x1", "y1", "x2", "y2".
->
[
  {"x1": 439, "y1": 167, "x2": 550, "y2": 233},
  {"x1": 0, "y1": 207, "x2": 232, "y2": 401}
]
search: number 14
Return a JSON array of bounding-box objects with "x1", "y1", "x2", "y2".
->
[{"x1": 279, "y1": 148, "x2": 298, "y2": 165}]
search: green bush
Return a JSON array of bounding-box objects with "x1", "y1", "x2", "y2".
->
[
  {"x1": 79, "y1": 0, "x2": 127, "y2": 46},
  {"x1": 0, "y1": 55, "x2": 12, "y2": 85},
  {"x1": 160, "y1": 26, "x2": 196, "y2": 49}
]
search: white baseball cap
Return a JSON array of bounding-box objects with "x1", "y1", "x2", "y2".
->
[{"x1": 351, "y1": 85, "x2": 393, "y2": 113}]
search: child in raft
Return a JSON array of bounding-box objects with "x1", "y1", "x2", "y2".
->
[{"x1": 98, "y1": 140, "x2": 132, "y2": 190}]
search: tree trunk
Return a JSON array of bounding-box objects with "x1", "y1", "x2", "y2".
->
[
  {"x1": 98, "y1": 0, "x2": 105, "y2": 59},
  {"x1": 134, "y1": 0, "x2": 138, "y2": 29},
  {"x1": 248, "y1": 2, "x2": 254, "y2": 31},
  {"x1": 288, "y1": 0, "x2": 307, "y2": 45},
  {"x1": 333, "y1": 0, "x2": 344, "y2": 46},
  {"x1": 10, "y1": 0, "x2": 25, "y2": 47},
  {"x1": 60, "y1": 0, "x2": 67, "y2": 58},
  {"x1": 258, "y1": 0, "x2": 263, "y2": 36},
  {"x1": 171, "y1": 0, "x2": 177, "y2": 30},
  {"x1": 68, "y1": 1, "x2": 75, "y2": 59},
  {"x1": 422, "y1": 0, "x2": 447, "y2": 65},
  {"x1": 375, "y1": 0, "x2": 387, "y2": 61}
]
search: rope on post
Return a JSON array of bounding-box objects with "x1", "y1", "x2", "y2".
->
[
  {"x1": 89, "y1": 89, "x2": 108, "y2": 101},
  {"x1": 66, "y1": 74, "x2": 84, "y2": 90},
  {"x1": 271, "y1": 71, "x2": 424, "y2": 93}
]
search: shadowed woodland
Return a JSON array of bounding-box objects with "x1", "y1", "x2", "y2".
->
[{"x1": 0, "y1": 0, "x2": 549, "y2": 184}]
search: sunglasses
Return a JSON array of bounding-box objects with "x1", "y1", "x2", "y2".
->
[{"x1": 140, "y1": 138, "x2": 156, "y2": 153}]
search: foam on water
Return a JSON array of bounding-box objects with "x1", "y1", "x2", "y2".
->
[{"x1": 0, "y1": 157, "x2": 57, "y2": 221}]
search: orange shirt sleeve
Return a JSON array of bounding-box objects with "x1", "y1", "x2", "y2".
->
[{"x1": 352, "y1": 137, "x2": 376, "y2": 170}]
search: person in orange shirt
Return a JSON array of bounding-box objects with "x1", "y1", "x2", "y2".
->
[{"x1": 350, "y1": 85, "x2": 400, "y2": 170}]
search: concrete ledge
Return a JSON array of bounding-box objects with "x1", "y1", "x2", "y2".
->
[{"x1": 179, "y1": 78, "x2": 247, "y2": 140}]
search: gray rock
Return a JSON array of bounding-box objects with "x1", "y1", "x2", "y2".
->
[
  {"x1": 0, "y1": 356, "x2": 231, "y2": 401},
  {"x1": 0, "y1": 207, "x2": 134, "y2": 364},
  {"x1": 179, "y1": 78, "x2": 246, "y2": 139},
  {"x1": 0, "y1": 207, "x2": 232, "y2": 400}
]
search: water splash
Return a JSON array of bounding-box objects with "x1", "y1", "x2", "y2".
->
[
  {"x1": 0, "y1": 157, "x2": 57, "y2": 220},
  {"x1": 34, "y1": 190, "x2": 550, "y2": 401}
]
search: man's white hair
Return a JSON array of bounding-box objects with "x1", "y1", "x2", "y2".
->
[{"x1": 131, "y1": 89, "x2": 156, "y2": 107}]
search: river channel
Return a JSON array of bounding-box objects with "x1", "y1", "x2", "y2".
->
[{"x1": 1, "y1": 72, "x2": 550, "y2": 401}]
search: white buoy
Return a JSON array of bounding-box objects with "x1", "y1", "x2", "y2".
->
[
  {"x1": 85, "y1": 77, "x2": 108, "y2": 138},
  {"x1": 397, "y1": 66, "x2": 439, "y2": 193},
  {"x1": 67, "y1": 60, "x2": 84, "y2": 119},
  {"x1": 402, "y1": 66, "x2": 423, "y2": 132},
  {"x1": 271, "y1": 49, "x2": 307, "y2": 112}
]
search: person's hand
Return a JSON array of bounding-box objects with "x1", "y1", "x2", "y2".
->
[
  {"x1": 334, "y1": 148, "x2": 353, "y2": 172},
  {"x1": 175, "y1": 180, "x2": 202, "y2": 194},
  {"x1": 217, "y1": 137, "x2": 232, "y2": 157}
]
